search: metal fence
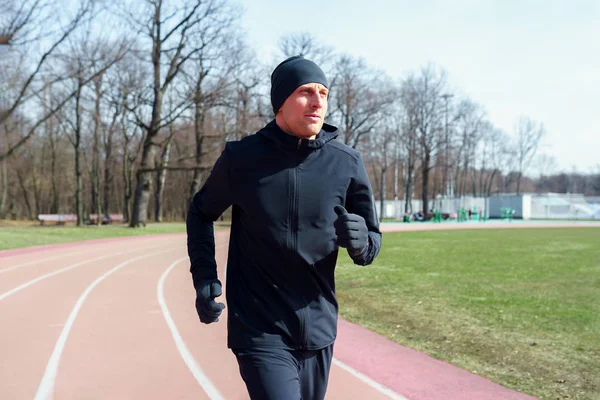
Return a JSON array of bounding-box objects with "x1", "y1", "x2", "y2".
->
[
  {"x1": 375, "y1": 193, "x2": 600, "y2": 220},
  {"x1": 375, "y1": 196, "x2": 488, "y2": 220}
]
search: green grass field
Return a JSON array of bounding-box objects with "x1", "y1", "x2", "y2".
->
[
  {"x1": 335, "y1": 228, "x2": 600, "y2": 400},
  {"x1": 0, "y1": 223, "x2": 188, "y2": 251}
]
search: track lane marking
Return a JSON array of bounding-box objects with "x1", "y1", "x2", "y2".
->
[
  {"x1": 33, "y1": 247, "x2": 181, "y2": 400},
  {"x1": 0, "y1": 245, "x2": 172, "y2": 302},
  {"x1": 157, "y1": 258, "x2": 225, "y2": 400},
  {"x1": 332, "y1": 358, "x2": 409, "y2": 400},
  {"x1": 0, "y1": 251, "x2": 85, "y2": 274}
]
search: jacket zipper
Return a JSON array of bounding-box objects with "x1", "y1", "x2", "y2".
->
[
  {"x1": 295, "y1": 138, "x2": 309, "y2": 348},
  {"x1": 292, "y1": 138, "x2": 302, "y2": 252}
]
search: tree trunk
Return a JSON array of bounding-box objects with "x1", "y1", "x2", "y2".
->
[
  {"x1": 432, "y1": 157, "x2": 439, "y2": 196},
  {"x1": 379, "y1": 166, "x2": 387, "y2": 221},
  {"x1": 516, "y1": 171, "x2": 522, "y2": 194},
  {"x1": 130, "y1": 109, "x2": 161, "y2": 227},
  {"x1": 130, "y1": 4, "x2": 164, "y2": 228},
  {"x1": 422, "y1": 151, "x2": 431, "y2": 214},
  {"x1": 50, "y1": 135, "x2": 59, "y2": 214},
  {"x1": 16, "y1": 169, "x2": 34, "y2": 220},
  {"x1": 103, "y1": 142, "x2": 112, "y2": 215},
  {"x1": 31, "y1": 163, "x2": 41, "y2": 216},
  {"x1": 189, "y1": 84, "x2": 207, "y2": 203},
  {"x1": 393, "y1": 146, "x2": 399, "y2": 219},
  {"x1": 132, "y1": 169, "x2": 152, "y2": 227},
  {"x1": 486, "y1": 169, "x2": 498, "y2": 196},
  {"x1": 75, "y1": 145, "x2": 83, "y2": 225},
  {"x1": 155, "y1": 139, "x2": 171, "y2": 222},
  {"x1": 46, "y1": 83, "x2": 60, "y2": 214},
  {"x1": 479, "y1": 167, "x2": 485, "y2": 198},
  {"x1": 404, "y1": 156, "x2": 414, "y2": 214},
  {"x1": 102, "y1": 109, "x2": 119, "y2": 216},
  {"x1": 92, "y1": 75, "x2": 103, "y2": 225},
  {"x1": 74, "y1": 80, "x2": 84, "y2": 226},
  {"x1": 370, "y1": 162, "x2": 380, "y2": 202},
  {"x1": 123, "y1": 144, "x2": 132, "y2": 224},
  {"x1": 404, "y1": 177, "x2": 413, "y2": 214},
  {"x1": 0, "y1": 159, "x2": 7, "y2": 218}
]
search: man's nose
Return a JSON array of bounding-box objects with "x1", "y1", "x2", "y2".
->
[{"x1": 311, "y1": 94, "x2": 325, "y2": 109}]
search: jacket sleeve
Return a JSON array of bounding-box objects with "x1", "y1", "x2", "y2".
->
[
  {"x1": 186, "y1": 144, "x2": 234, "y2": 290},
  {"x1": 345, "y1": 152, "x2": 382, "y2": 266}
]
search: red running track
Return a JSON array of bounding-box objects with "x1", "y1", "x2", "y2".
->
[{"x1": 0, "y1": 226, "x2": 547, "y2": 399}]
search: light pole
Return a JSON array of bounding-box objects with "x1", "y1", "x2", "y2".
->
[{"x1": 441, "y1": 93, "x2": 454, "y2": 200}]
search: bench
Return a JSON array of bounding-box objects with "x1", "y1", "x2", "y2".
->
[
  {"x1": 38, "y1": 214, "x2": 77, "y2": 225},
  {"x1": 87, "y1": 213, "x2": 125, "y2": 225}
]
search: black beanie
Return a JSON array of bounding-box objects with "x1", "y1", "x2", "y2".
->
[{"x1": 270, "y1": 55, "x2": 328, "y2": 114}]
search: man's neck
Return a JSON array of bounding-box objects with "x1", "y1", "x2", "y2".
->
[{"x1": 275, "y1": 119, "x2": 317, "y2": 140}]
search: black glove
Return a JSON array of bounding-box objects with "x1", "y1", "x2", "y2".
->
[
  {"x1": 195, "y1": 279, "x2": 226, "y2": 324},
  {"x1": 334, "y1": 205, "x2": 369, "y2": 256}
]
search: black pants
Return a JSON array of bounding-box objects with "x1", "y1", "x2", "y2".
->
[{"x1": 232, "y1": 344, "x2": 334, "y2": 400}]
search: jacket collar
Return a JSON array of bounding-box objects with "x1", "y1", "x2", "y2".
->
[{"x1": 258, "y1": 120, "x2": 339, "y2": 150}]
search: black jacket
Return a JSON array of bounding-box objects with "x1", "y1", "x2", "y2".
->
[{"x1": 187, "y1": 120, "x2": 382, "y2": 350}]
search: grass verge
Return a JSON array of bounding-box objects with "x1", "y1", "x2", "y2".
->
[
  {"x1": 0, "y1": 223, "x2": 188, "y2": 251},
  {"x1": 335, "y1": 228, "x2": 600, "y2": 400}
]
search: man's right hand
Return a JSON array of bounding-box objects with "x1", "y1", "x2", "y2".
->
[{"x1": 195, "y1": 279, "x2": 226, "y2": 324}]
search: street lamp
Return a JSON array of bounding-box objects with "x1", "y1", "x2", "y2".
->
[{"x1": 440, "y1": 93, "x2": 454, "y2": 200}]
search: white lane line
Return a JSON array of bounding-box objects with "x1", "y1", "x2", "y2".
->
[
  {"x1": 157, "y1": 258, "x2": 225, "y2": 400},
  {"x1": 0, "y1": 251, "x2": 85, "y2": 274},
  {"x1": 0, "y1": 245, "x2": 164, "y2": 302},
  {"x1": 0, "y1": 235, "x2": 180, "y2": 273},
  {"x1": 332, "y1": 358, "x2": 409, "y2": 400},
  {"x1": 34, "y1": 247, "x2": 178, "y2": 400}
]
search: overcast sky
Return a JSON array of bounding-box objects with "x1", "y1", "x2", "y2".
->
[{"x1": 237, "y1": 0, "x2": 599, "y2": 175}]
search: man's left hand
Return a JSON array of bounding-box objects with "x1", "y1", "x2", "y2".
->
[{"x1": 333, "y1": 205, "x2": 369, "y2": 255}]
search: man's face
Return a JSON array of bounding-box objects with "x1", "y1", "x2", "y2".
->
[{"x1": 276, "y1": 83, "x2": 328, "y2": 139}]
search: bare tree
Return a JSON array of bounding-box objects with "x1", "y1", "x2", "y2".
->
[
  {"x1": 0, "y1": 0, "x2": 97, "y2": 156},
  {"x1": 125, "y1": 0, "x2": 240, "y2": 227},
  {"x1": 109, "y1": 55, "x2": 148, "y2": 223},
  {"x1": 52, "y1": 34, "x2": 124, "y2": 225},
  {"x1": 329, "y1": 54, "x2": 395, "y2": 149},
  {"x1": 398, "y1": 79, "x2": 420, "y2": 214},
  {"x1": 477, "y1": 121, "x2": 494, "y2": 196},
  {"x1": 485, "y1": 128, "x2": 514, "y2": 195},
  {"x1": 534, "y1": 153, "x2": 557, "y2": 192},
  {"x1": 453, "y1": 99, "x2": 486, "y2": 196},
  {"x1": 408, "y1": 65, "x2": 447, "y2": 214},
  {"x1": 58, "y1": 60, "x2": 86, "y2": 225},
  {"x1": 122, "y1": 122, "x2": 144, "y2": 223},
  {"x1": 101, "y1": 86, "x2": 124, "y2": 216},
  {"x1": 91, "y1": 73, "x2": 104, "y2": 224},
  {"x1": 535, "y1": 154, "x2": 557, "y2": 179},
  {"x1": 154, "y1": 134, "x2": 174, "y2": 222},
  {"x1": 15, "y1": 154, "x2": 35, "y2": 220},
  {"x1": 365, "y1": 114, "x2": 398, "y2": 219},
  {"x1": 514, "y1": 116, "x2": 546, "y2": 194},
  {"x1": 229, "y1": 42, "x2": 268, "y2": 139},
  {"x1": 40, "y1": 83, "x2": 64, "y2": 214},
  {"x1": 278, "y1": 32, "x2": 334, "y2": 71},
  {"x1": 182, "y1": 30, "x2": 241, "y2": 204}
]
